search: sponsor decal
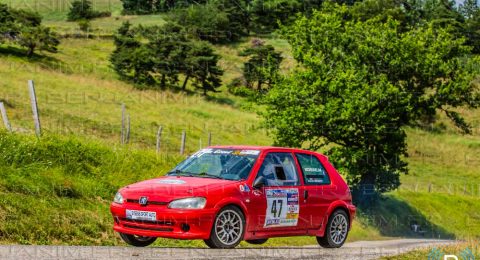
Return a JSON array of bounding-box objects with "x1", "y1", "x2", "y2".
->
[
  {"x1": 158, "y1": 179, "x2": 186, "y2": 185},
  {"x1": 239, "y1": 184, "x2": 251, "y2": 192},
  {"x1": 264, "y1": 188, "x2": 299, "y2": 228},
  {"x1": 214, "y1": 149, "x2": 233, "y2": 154},
  {"x1": 240, "y1": 150, "x2": 260, "y2": 156}
]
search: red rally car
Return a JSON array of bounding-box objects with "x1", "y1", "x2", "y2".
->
[{"x1": 110, "y1": 146, "x2": 356, "y2": 248}]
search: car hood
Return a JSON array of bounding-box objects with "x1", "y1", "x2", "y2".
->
[{"x1": 120, "y1": 176, "x2": 240, "y2": 202}]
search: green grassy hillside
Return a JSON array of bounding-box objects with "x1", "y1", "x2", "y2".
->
[
  {"x1": 0, "y1": 37, "x2": 277, "y2": 154},
  {"x1": 0, "y1": 0, "x2": 479, "y2": 247}
]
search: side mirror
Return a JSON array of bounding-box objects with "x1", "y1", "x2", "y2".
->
[{"x1": 253, "y1": 176, "x2": 265, "y2": 189}]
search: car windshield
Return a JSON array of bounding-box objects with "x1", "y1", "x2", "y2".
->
[{"x1": 168, "y1": 148, "x2": 260, "y2": 181}]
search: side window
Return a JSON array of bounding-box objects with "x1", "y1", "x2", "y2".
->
[
  {"x1": 296, "y1": 153, "x2": 331, "y2": 185},
  {"x1": 256, "y1": 153, "x2": 299, "y2": 186}
]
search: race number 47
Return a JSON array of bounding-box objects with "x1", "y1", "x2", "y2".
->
[{"x1": 270, "y1": 199, "x2": 283, "y2": 218}]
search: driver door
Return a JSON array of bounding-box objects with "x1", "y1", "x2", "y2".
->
[{"x1": 248, "y1": 151, "x2": 308, "y2": 232}]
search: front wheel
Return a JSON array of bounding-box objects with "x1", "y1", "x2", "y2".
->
[
  {"x1": 119, "y1": 233, "x2": 157, "y2": 247},
  {"x1": 317, "y1": 209, "x2": 349, "y2": 248},
  {"x1": 204, "y1": 206, "x2": 245, "y2": 249}
]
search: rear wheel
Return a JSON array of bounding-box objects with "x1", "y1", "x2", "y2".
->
[
  {"x1": 246, "y1": 239, "x2": 268, "y2": 245},
  {"x1": 119, "y1": 233, "x2": 157, "y2": 247},
  {"x1": 204, "y1": 206, "x2": 245, "y2": 249},
  {"x1": 317, "y1": 209, "x2": 349, "y2": 248}
]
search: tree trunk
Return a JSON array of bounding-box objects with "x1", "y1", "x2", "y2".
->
[
  {"x1": 202, "y1": 79, "x2": 207, "y2": 96},
  {"x1": 257, "y1": 80, "x2": 263, "y2": 91},
  {"x1": 27, "y1": 45, "x2": 36, "y2": 57},
  {"x1": 160, "y1": 74, "x2": 166, "y2": 88},
  {"x1": 182, "y1": 75, "x2": 190, "y2": 90}
]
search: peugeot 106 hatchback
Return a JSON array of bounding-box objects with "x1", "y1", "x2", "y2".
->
[{"x1": 110, "y1": 146, "x2": 356, "y2": 248}]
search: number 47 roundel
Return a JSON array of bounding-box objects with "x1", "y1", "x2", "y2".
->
[{"x1": 264, "y1": 188, "x2": 299, "y2": 228}]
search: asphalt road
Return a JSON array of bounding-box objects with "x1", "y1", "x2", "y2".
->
[{"x1": 0, "y1": 239, "x2": 457, "y2": 260}]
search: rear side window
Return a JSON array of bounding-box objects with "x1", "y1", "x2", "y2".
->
[{"x1": 296, "y1": 153, "x2": 330, "y2": 185}]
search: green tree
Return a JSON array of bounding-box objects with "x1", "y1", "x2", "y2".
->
[
  {"x1": 263, "y1": 5, "x2": 480, "y2": 198},
  {"x1": 460, "y1": 1, "x2": 480, "y2": 53},
  {"x1": 68, "y1": 0, "x2": 110, "y2": 21},
  {"x1": 77, "y1": 19, "x2": 91, "y2": 33},
  {"x1": 142, "y1": 24, "x2": 190, "y2": 88},
  {"x1": 240, "y1": 39, "x2": 283, "y2": 91},
  {"x1": 110, "y1": 22, "x2": 141, "y2": 81},
  {"x1": 17, "y1": 25, "x2": 60, "y2": 57},
  {"x1": 350, "y1": 0, "x2": 424, "y2": 29},
  {"x1": 464, "y1": 10, "x2": 480, "y2": 53},
  {"x1": 249, "y1": 0, "x2": 302, "y2": 33},
  {"x1": 120, "y1": 0, "x2": 208, "y2": 14},
  {"x1": 1, "y1": 4, "x2": 59, "y2": 57},
  {"x1": 213, "y1": 0, "x2": 251, "y2": 37},
  {"x1": 170, "y1": 1, "x2": 248, "y2": 43},
  {"x1": 68, "y1": 0, "x2": 94, "y2": 21},
  {"x1": 422, "y1": 0, "x2": 464, "y2": 28},
  {"x1": 459, "y1": 0, "x2": 479, "y2": 19},
  {"x1": 183, "y1": 41, "x2": 224, "y2": 95}
]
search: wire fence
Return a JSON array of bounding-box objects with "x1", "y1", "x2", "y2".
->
[{"x1": 0, "y1": 80, "x2": 220, "y2": 155}]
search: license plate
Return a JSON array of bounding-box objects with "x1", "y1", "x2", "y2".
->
[{"x1": 126, "y1": 209, "x2": 156, "y2": 221}]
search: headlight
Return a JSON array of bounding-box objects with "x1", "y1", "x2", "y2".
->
[
  {"x1": 168, "y1": 197, "x2": 206, "y2": 209},
  {"x1": 113, "y1": 192, "x2": 124, "y2": 204}
]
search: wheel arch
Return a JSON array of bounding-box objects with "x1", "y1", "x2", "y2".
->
[
  {"x1": 209, "y1": 197, "x2": 248, "y2": 236},
  {"x1": 317, "y1": 200, "x2": 352, "y2": 237}
]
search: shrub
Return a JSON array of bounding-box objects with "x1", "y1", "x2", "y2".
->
[{"x1": 67, "y1": 0, "x2": 111, "y2": 21}]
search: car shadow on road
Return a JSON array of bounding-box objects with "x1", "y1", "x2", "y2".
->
[{"x1": 356, "y1": 195, "x2": 455, "y2": 239}]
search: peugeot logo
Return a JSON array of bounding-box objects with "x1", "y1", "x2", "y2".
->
[{"x1": 139, "y1": 196, "x2": 148, "y2": 206}]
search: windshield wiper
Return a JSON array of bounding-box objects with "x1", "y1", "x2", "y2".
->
[
  {"x1": 167, "y1": 169, "x2": 193, "y2": 177},
  {"x1": 197, "y1": 172, "x2": 223, "y2": 179},
  {"x1": 167, "y1": 170, "x2": 222, "y2": 179}
]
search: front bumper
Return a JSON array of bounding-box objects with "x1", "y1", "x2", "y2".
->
[{"x1": 110, "y1": 203, "x2": 216, "y2": 240}]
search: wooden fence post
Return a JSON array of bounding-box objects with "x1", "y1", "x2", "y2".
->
[
  {"x1": 180, "y1": 130, "x2": 186, "y2": 155},
  {"x1": 208, "y1": 132, "x2": 212, "y2": 146},
  {"x1": 156, "y1": 126, "x2": 163, "y2": 154},
  {"x1": 121, "y1": 103, "x2": 125, "y2": 144},
  {"x1": 0, "y1": 102, "x2": 12, "y2": 132},
  {"x1": 28, "y1": 80, "x2": 41, "y2": 137},
  {"x1": 125, "y1": 114, "x2": 130, "y2": 144}
]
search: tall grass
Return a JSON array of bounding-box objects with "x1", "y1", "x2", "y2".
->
[{"x1": 0, "y1": 131, "x2": 182, "y2": 245}]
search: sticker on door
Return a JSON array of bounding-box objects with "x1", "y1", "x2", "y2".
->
[{"x1": 264, "y1": 188, "x2": 299, "y2": 228}]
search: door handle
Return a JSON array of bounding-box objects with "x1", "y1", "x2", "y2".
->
[{"x1": 304, "y1": 190, "x2": 309, "y2": 200}]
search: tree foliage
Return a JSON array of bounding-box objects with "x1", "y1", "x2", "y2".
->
[
  {"x1": 17, "y1": 26, "x2": 60, "y2": 57},
  {"x1": 0, "y1": 4, "x2": 59, "y2": 57},
  {"x1": 459, "y1": 0, "x2": 480, "y2": 54},
  {"x1": 263, "y1": 4, "x2": 480, "y2": 196},
  {"x1": 67, "y1": 0, "x2": 111, "y2": 21},
  {"x1": 121, "y1": 0, "x2": 208, "y2": 14},
  {"x1": 169, "y1": 0, "x2": 250, "y2": 43},
  {"x1": 239, "y1": 39, "x2": 283, "y2": 91},
  {"x1": 183, "y1": 41, "x2": 224, "y2": 95},
  {"x1": 110, "y1": 22, "x2": 223, "y2": 95}
]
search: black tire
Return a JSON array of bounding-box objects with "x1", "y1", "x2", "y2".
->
[
  {"x1": 316, "y1": 209, "x2": 350, "y2": 248},
  {"x1": 246, "y1": 239, "x2": 268, "y2": 245},
  {"x1": 119, "y1": 233, "x2": 157, "y2": 247},
  {"x1": 204, "y1": 205, "x2": 246, "y2": 249}
]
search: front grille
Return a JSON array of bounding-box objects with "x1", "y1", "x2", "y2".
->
[
  {"x1": 123, "y1": 224, "x2": 173, "y2": 232},
  {"x1": 120, "y1": 218, "x2": 174, "y2": 226},
  {"x1": 125, "y1": 199, "x2": 168, "y2": 206}
]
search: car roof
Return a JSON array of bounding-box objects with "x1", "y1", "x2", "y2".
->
[{"x1": 207, "y1": 145, "x2": 314, "y2": 153}]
